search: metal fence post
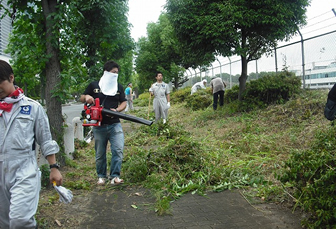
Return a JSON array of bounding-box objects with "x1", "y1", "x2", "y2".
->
[
  {"x1": 297, "y1": 29, "x2": 306, "y2": 89},
  {"x1": 228, "y1": 57, "x2": 232, "y2": 89},
  {"x1": 256, "y1": 59, "x2": 259, "y2": 79},
  {"x1": 194, "y1": 69, "x2": 197, "y2": 83},
  {"x1": 216, "y1": 58, "x2": 222, "y2": 80},
  {"x1": 274, "y1": 47, "x2": 278, "y2": 73},
  {"x1": 188, "y1": 69, "x2": 193, "y2": 86}
]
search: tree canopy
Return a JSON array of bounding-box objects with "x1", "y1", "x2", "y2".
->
[
  {"x1": 2, "y1": 0, "x2": 134, "y2": 163},
  {"x1": 72, "y1": 0, "x2": 134, "y2": 79},
  {"x1": 166, "y1": 0, "x2": 310, "y2": 99},
  {"x1": 3, "y1": 1, "x2": 134, "y2": 100},
  {"x1": 135, "y1": 13, "x2": 188, "y2": 92}
]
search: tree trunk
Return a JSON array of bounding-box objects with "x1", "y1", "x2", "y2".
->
[
  {"x1": 238, "y1": 30, "x2": 248, "y2": 101},
  {"x1": 42, "y1": 0, "x2": 65, "y2": 164},
  {"x1": 238, "y1": 55, "x2": 248, "y2": 101},
  {"x1": 174, "y1": 76, "x2": 179, "y2": 91},
  {"x1": 40, "y1": 69, "x2": 46, "y2": 106}
]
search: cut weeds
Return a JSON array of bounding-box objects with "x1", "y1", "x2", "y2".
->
[{"x1": 37, "y1": 88, "x2": 330, "y2": 228}]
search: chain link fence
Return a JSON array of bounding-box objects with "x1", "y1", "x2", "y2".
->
[{"x1": 183, "y1": 30, "x2": 336, "y2": 90}]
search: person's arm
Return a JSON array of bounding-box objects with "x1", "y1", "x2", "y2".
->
[
  {"x1": 166, "y1": 93, "x2": 171, "y2": 109},
  {"x1": 80, "y1": 83, "x2": 95, "y2": 104},
  {"x1": 166, "y1": 83, "x2": 171, "y2": 108},
  {"x1": 115, "y1": 101, "x2": 127, "y2": 112},
  {"x1": 130, "y1": 88, "x2": 133, "y2": 102},
  {"x1": 114, "y1": 84, "x2": 128, "y2": 112},
  {"x1": 35, "y1": 103, "x2": 63, "y2": 186},
  {"x1": 149, "y1": 84, "x2": 154, "y2": 96}
]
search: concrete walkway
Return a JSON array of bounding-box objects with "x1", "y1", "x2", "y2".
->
[{"x1": 66, "y1": 186, "x2": 304, "y2": 229}]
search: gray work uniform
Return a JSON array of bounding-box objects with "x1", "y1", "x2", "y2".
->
[
  {"x1": 150, "y1": 82, "x2": 170, "y2": 122},
  {"x1": 0, "y1": 97, "x2": 59, "y2": 229},
  {"x1": 210, "y1": 77, "x2": 225, "y2": 94}
]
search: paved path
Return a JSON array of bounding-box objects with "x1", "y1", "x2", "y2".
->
[{"x1": 66, "y1": 186, "x2": 304, "y2": 229}]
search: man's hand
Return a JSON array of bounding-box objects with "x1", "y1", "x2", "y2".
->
[
  {"x1": 50, "y1": 168, "x2": 63, "y2": 186},
  {"x1": 85, "y1": 95, "x2": 94, "y2": 104},
  {"x1": 80, "y1": 94, "x2": 94, "y2": 104}
]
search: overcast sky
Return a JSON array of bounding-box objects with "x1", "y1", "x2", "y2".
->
[{"x1": 128, "y1": 0, "x2": 166, "y2": 41}]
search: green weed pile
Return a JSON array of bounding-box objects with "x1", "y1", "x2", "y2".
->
[{"x1": 39, "y1": 72, "x2": 334, "y2": 228}]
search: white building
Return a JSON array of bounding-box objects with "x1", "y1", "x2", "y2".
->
[
  {"x1": 304, "y1": 62, "x2": 336, "y2": 89},
  {"x1": 0, "y1": 1, "x2": 12, "y2": 62}
]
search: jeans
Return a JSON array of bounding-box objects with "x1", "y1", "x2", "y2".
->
[
  {"x1": 213, "y1": 90, "x2": 224, "y2": 110},
  {"x1": 92, "y1": 123, "x2": 124, "y2": 179}
]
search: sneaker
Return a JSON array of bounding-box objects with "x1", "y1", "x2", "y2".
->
[
  {"x1": 111, "y1": 177, "x2": 124, "y2": 185},
  {"x1": 97, "y1": 178, "x2": 106, "y2": 185}
]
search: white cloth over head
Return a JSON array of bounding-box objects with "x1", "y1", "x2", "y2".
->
[{"x1": 99, "y1": 71, "x2": 118, "y2": 96}]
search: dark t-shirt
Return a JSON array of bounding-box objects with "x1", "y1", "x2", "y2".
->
[
  {"x1": 83, "y1": 81, "x2": 127, "y2": 125},
  {"x1": 328, "y1": 83, "x2": 336, "y2": 102}
]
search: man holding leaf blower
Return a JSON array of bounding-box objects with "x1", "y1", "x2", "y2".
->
[{"x1": 80, "y1": 60, "x2": 127, "y2": 185}]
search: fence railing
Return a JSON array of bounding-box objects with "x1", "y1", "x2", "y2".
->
[{"x1": 183, "y1": 29, "x2": 336, "y2": 90}]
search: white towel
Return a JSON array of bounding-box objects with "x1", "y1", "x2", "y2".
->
[{"x1": 99, "y1": 71, "x2": 118, "y2": 96}]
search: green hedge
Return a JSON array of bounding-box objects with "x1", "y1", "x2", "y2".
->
[
  {"x1": 225, "y1": 71, "x2": 302, "y2": 112},
  {"x1": 184, "y1": 88, "x2": 212, "y2": 110},
  {"x1": 171, "y1": 87, "x2": 191, "y2": 103},
  {"x1": 133, "y1": 92, "x2": 152, "y2": 107}
]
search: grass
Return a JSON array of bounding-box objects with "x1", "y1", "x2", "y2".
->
[{"x1": 37, "y1": 88, "x2": 330, "y2": 226}]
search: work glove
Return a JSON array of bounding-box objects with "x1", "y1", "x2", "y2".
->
[
  {"x1": 149, "y1": 88, "x2": 153, "y2": 92},
  {"x1": 167, "y1": 102, "x2": 170, "y2": 109}
]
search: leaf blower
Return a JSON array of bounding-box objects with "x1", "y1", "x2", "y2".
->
[{"x1": 81, "y1": 98, "x2": 153, "y2": 126}]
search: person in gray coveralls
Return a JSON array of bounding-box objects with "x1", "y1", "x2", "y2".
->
[
  {"x1": 149, "y1": 72, "x2": 170, "y2": 123},
  {"x1": 0, "y1": 60, "x2": 62, "y2": 228}
]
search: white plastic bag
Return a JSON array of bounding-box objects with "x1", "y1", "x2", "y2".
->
[{"x1": 53, "y1": 181, "x2": 73, "y2": 204}]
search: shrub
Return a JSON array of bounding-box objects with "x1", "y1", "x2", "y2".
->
[
  {"x1": 185, "y1": 89, "x2": 212, "y2": 110},
  {"x1": 225, "y1": 85, "x2": 240, "y2": 103},
  {"x1": 134, "y1": 92, "x2": 152, "y2": 107},
  {"x1": 170, "y1": 87, "x2": 191, "y2": 103},
  {"x1": 224, "y1": 71, "x2": 302, "y2": 112},
  {"x1": 279, "y1": 125, "x2": 336, "y2": 228},
  {"x1": 243, "y1": 71, "x2": 301, "y2": 105}
]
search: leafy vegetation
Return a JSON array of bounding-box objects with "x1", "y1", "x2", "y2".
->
[
  {"x1": 166, "y1": 0, "x2": 310, "y2": 99},
  {"x1": 185, "y1": 88, "x2": 212, "y2": 111},
  {"x1": 38, "y1": 73, "x2": 333, "y2": 228},
  {"x1": 4, "y1": 0, "x2": 134, "y2": 166},
  {"x1": 135, "y1": 13, "x2": 187, "y2": 92},
  {"x1": 279, "y1": 125, "x2": 336, "y2": 228},
  {"x1": 225, "y1": 71, "x2": 302, "y2": 111}
]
